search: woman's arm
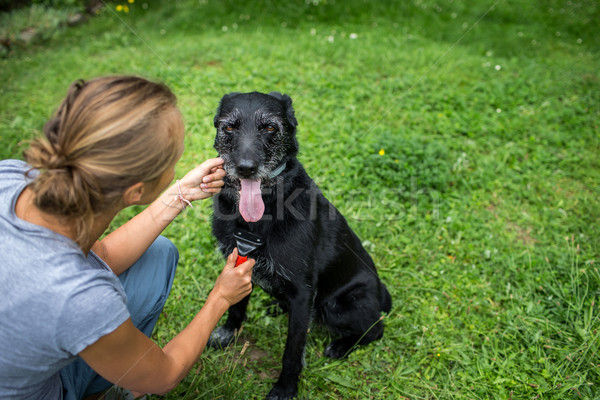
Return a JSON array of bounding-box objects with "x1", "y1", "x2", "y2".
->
[
  {"x1": 93, "y1": 158, "x2": 225, "y2": 275},
  {"x1": 79, "y1": 250, "x2": 253, "y2": 395}
]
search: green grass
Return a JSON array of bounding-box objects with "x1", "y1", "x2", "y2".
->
[{"x1": 1, "y1": 0, "x2": 599, "y2": 398}]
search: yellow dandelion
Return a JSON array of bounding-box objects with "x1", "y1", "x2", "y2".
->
[
  {"x1": 116, "y1": 5, "x2": 123, "y2": 11},
  {"x1": 128, "y1": 0, "x2": 134, "y2": 3},
  {"x1": 124, "y1": 5, "x2": 129, "y2": 12},
  {"x1": 378, "y1": 148, "x2": 385, "y2": 156}
]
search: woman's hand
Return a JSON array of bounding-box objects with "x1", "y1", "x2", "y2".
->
[
  {"x1": 210, "y1": 248, "x2": 254, "y2": 307},
  {"x1": 179, "y1": 157, "x2": 226, "y2": 202}
]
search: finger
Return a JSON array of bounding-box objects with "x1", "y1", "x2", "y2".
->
[
  {"x1": 200, "y1": 187, "x2": 222, "y2": 195},
  {"x1": 210, "y1": 165, "x2": 224, "y2": 174},
  {"x1": 202, "y1": 179, "x2": 225, "y2": 189},
  {"x1": 199, "y1": 185, "x2": 224, "y2": 196},
  {"x1": 200, "y1": 157, "x2": 225, "y2": 175},
  {"x1": 203, "y1": 168, "x2": 226, "y2": 183},
  {"x1": 225, "y1": 248, "x2": 239, "y2": 269},
  {"x1": 237, "y1": 257, "x2": 255, "y2": 273}
]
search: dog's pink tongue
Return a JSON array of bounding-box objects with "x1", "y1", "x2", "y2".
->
[{"x1": 239, "y1": 179, "x2": 264, "y2": 222}]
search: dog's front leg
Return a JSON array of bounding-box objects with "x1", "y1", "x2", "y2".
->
[
  {"x1": 266, "y1": 291, "x2": 313, "y2": 400},
  {"x1": 207, "y1": 293, "x2": 251, "y2": 349}
]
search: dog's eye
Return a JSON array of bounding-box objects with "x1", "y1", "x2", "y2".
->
[
  {"x1": 224, "y1": 125, "x2": 234, "y2": 133},
  {"x1": 265, "y1": 125, "x2": 276, "y2": 133}
]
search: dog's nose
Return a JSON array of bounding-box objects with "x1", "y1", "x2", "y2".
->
[{"x1": 236, "y1": 159, "x2": 258, "y2": 177}]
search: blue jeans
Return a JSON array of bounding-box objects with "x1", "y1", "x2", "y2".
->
[{"x1": 60, "y1": 236, "x2": 179, "y2": 399}]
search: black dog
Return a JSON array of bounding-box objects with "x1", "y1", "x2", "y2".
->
[{"x1": 209, "y1": 92, "x2": 392, "y2": 400}]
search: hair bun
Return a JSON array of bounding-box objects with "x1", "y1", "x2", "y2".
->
[
  {"x1": 24, "y1": 139, "x2": 71, "y2": 172},
  {"x1": 45, "y1": 153, "x2": 70, "y2": 170}
]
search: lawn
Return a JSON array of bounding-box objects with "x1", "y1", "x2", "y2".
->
[{"x1": 1, "y1": 0, "x2": 599, "y2": 399}]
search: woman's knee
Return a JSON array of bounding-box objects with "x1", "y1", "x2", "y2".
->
[
  {"x1": 119, "y1": 236, "x2": 179, "y2": 333},
  {"x1": 148, "y1": 235, "x2": 179, "y2": 273}
]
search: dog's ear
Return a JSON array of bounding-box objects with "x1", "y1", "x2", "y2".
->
[
  {"x1": 214, "y1": 92, "x2": 241, "y2": 127},
  {"x1": 268, "y1": 92, "x2": 298, "y2": 129}
]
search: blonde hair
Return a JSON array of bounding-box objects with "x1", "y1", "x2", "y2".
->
[{"x1": 23, "y1": 76, "x2": 183, "y2": 247}]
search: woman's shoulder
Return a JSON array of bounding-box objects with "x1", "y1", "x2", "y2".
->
[
  {"x1": 0, "y1": 158, "x2": 29, "y2": 171},
  {"x1": 0, "y1": 160, "x2": 31, "y2": 221},
  {"x1": 0, "y1": 159, "x2": 35, "y2": 183}
]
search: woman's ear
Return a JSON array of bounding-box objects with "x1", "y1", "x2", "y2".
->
[{"x1": 123, "y1": 182, "x2": 144, "y2": 205}]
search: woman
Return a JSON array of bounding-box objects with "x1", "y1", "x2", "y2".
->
[{"x1": 0, "y1": 76, "x2": 254, "y2": 399}]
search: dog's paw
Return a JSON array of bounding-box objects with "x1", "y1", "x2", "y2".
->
[
  {"x1": 266, "y1": 383, "x2": 298, "y2": 400},
  {"x1": 207, "y1": 326, "x2": 236, "y2": 350}
]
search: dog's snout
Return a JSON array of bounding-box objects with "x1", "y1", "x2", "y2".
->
[{"x1": 236, "y1": 159, "x2": 258, "y2": 178}]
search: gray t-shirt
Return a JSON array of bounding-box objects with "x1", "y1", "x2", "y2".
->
[{"x1": 0, "y1": 160, "x2": 130, "y2": 399}]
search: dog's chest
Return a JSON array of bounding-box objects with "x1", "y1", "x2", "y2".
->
[{"x1": 251, "y1": 256, "x2": 295, "y2": 295}]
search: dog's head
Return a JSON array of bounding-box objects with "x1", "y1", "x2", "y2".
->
[
  {"x1": 213, "y1": 91, "x2": 298, "y2": 181},
  {"x1": 213, "y1": 91, "x2": 299, "y2": 222}
]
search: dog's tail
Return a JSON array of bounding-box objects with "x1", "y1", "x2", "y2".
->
[{"x1": 379, "y1": 283, "x2": 392, "y2": 313}]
